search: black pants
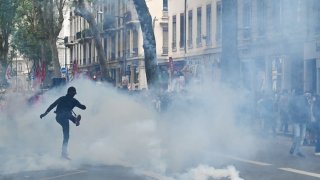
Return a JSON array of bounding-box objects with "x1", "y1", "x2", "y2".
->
[
  {"x1": 315, "y1": 122, "x2": 320, "y2": 153},
  {"x1": 56, "y1": 112, "x2": 76, "y2": 155}
]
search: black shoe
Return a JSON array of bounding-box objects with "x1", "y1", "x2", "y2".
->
[
  {"x1": 297, "y1": 152, "x2": 305, "y2": 158},
  {"x1": 75, "y1": 115, "x2": 81, "y2": 126},
  {"x1": 61, "y1": 154, "x2": 72, "y2": 160}
]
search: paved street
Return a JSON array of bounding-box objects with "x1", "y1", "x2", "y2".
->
[
  {"x1": 1, "y1": 133, "x2": 319, "y2": 180},
  {"x1": 210, "y1": 135, "x2": 320, "y2": 180}
]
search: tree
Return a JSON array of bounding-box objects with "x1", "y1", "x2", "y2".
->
[
  {"x1": 132, "y1": 0, "x2": 159, "y2": 89},
  {"x1": 73, "y1": 0, "x2": 108, "y2": 80},
  {"x1": 0, "y1": 0, "x2": 18, "y2": 84},
  {"x1": 34, "y1": 0, "x2": 67, "y2": 78},
  {"x1": 13, "y1": 0, "x2": 49, "y2": 63}
]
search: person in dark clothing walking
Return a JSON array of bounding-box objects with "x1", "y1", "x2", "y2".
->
[
  {"x1": 288, "y1": 90, "x2": 310, "y2": 158},
  {"x1": 40, "y1": 86, "x2": 86, "y2": 160},
  {"x1": 312, "y1": 95, "x2": 320, "y2": 156},
  {"x1": 279, "y1": 90, "x2": 290, "y2": 133}
]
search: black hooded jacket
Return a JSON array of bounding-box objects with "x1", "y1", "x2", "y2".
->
[{"x1": 44, "y1": 94, "x2": 86, "y2": 115}]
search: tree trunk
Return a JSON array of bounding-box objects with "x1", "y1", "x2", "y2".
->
[
  {"x1": 49, "y1": 37, "x2": 61, "y2": 78},
  {"x1": 0, "y1": 27, "x2": 10, "y2": 84},
  {"x1": 74, "y1": 0, "x2": 108, "y2": 81},
  {"x1": 132, "y1": 0, "x2": 159, "y2": 89},
  {"x1": 36, "y1": 0, "x2": 66, "y2": 78}
]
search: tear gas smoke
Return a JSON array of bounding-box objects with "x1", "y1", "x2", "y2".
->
[{"x1": 0, "y1": 78, "x2": 257, "y2": 180}]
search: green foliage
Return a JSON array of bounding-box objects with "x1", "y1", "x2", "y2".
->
[
  {"x1": 12, "y1": 0, "x2": 50, "y2": 62},
  {"x1": 0, "y1": 0, "x2": 17, "y2": 30},
  {"x1": 0, "y1": 0, "x2": 18, "y2": 66}
]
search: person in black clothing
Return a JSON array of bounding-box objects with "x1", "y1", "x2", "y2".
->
[
  {"x1": 312, "y1": 95, "x2": 320, "y2": 155},
  {"x1": 40, "y1": 86, "x2": 86, "y2": 160},
  {"x1": 288, "y1": 90, "x2": 310, "y2": 158}
]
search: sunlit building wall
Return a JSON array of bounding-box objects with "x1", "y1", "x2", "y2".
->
[
  {"x1": 57, "y1": 3, "x2": 72, "y2": 75},
  {"x1": 65, "y1": 0, "x2": 169, "y2": 90},
  {"x1": 168, "y1": 0, "x2": 222, "y2": 86},
  {"x1": 167, "y1": 0, "x2": 320, "y2": 95}
]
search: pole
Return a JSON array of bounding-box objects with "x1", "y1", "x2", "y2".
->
[
  {"x1": 123, "y1": 20, "x2": 127, "y2": 78},
  {"x1": 15, "y1": 54, "x2": 17, "y2": 90},
  {"x1": 65, "y1": 46, "x2": 67, "y2": 68},
  {"x1": 65, "y1": 46, "x2": 68, "y2": 81}
]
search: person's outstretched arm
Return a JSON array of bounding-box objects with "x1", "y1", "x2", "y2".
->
[
  {"x1": 75, "y1": 99, "x2": 86, "y2": 110},
  {"x1": 40, "y1": 97, "x2": 61, "y2": 119}
]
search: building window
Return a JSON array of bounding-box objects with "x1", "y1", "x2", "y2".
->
[
  {"x1": 93, "y1": 43, "x2": 95, "y2": 63},
  {"x1": 163, "y1": 26, "x2": 168, "y2": 55},
  {"x1": 257, "y1": 0, "x2": 266, "y2": 36},
  {"x1": 216, "y1": 2, "x2": 222, "y2": 44},
  {"x1": 89, "y1": 42, "x2": 92, "y2": 64},
  {"x1": 180, "y1": 13, "x2": 185, "y2": 48},
  {"x1": 163, "y1": 0, "x2": 168, "y2": 11},
  {"x1": 118, "y1": 32, "x2": 121, "y2": 58},
  {"x1": 18, "y1": 63, "x2": 22, "y2": 72},
  {"x1": 83, "y1": 44, "x2": 87, "y2": 65},
  {"x1": 188, "y1": 10, "x2": 193, "y2": 48},
  {"x1": 271, "y1": 0, "x2": 282, "y2": 31},
  {"x1": 206, "y1": 4, "x2": 212, "y2": 46},
  {"x1": 172, "y1": 15, "x2": 177, "y2": 50},
  {"x1": 104, "y1": 38, "x2": 108, "y2": 57},
  {"x1": 243, "y1": 1, "x2": 252, "y2": 38},
  {"x1": 197, "y1": 7, "x2": 202, "y2": 47},
  {"x1": 126, "y1": 29, "x2": 130, "y2": 58},
  {"x1": 111, "y1": 35, "x2": 116, "y2": 60},
  {"x1": 132, "y1": 28, "x2": 138, "y2": 56}
]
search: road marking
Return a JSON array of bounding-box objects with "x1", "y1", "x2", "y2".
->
[
  {"x1": 40, "y1": 170, "x2": 87, "y2": 180},
  {"x1": 279, "y1": 168, "x2": 320, "y2": 178},
  {"x1": 224, "y1": 155, "x2": 272, "y2": 166}
]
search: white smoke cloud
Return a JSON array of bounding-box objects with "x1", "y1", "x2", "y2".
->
[
  {"x1": 0, "y1": 78, "x2": 255, "y2": 180},
  {"x1": 177, "y1": 165, "x2": 243, "y2": 180}
]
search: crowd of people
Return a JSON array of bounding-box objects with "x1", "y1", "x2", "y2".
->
[{"x1": 257, "y1": 89, "x2": 320, "y2": 157}]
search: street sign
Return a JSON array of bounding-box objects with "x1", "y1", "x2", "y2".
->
[{"x1": 60, "y1": 67, "x2": 67, "y2": 74}]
